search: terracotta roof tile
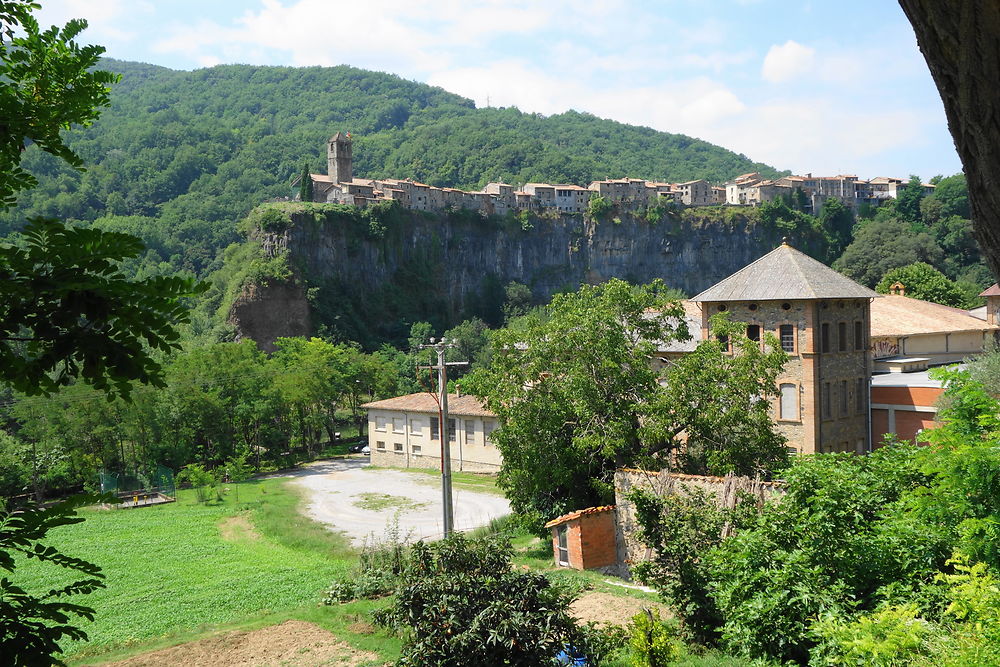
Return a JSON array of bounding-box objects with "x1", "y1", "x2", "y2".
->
[
  {"x1": 980, "y1": 283, "x2": 1000, "y2": 297},
  {"x1": 544, "y1": 505, "x2": 616, "y2": 528},
  {"x1": 870, "y1": 294, "x2": 999, "y2": 337},
  {"x1": 361, "y1": 392, "x2": 494, "y2": 417}
]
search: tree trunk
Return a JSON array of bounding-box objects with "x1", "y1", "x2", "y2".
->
[{"x1": 899, "y1": 0, "x2": 1000, "y2": 281}]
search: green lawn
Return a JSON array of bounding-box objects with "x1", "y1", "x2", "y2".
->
[{"x1": 12, "y1": 477, "x2": 401, "y2": 663}]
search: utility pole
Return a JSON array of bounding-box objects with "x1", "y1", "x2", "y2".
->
[{"x1": 418, "y1": 338, "x2": 468, "y2": 537}]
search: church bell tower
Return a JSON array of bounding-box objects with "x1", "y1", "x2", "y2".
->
[{"x1": 327, "y1": 132, "x2": 353, "y2": 184}]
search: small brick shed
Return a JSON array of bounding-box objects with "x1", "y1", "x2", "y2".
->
[{"x1": 544, "y1": 505, "x2": 617, "y2": 570}]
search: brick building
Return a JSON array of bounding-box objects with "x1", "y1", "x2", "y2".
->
[
  {"x1": 544, "y1": 505, "x2": 617, "y2": 571},
  {"x1": 691, "y1": 242, "x2": 878, "y2": 454}
]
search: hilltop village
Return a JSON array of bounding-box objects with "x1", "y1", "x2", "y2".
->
[{"x1": 303, "y1": 132, "x2": 935, "y2": 216}]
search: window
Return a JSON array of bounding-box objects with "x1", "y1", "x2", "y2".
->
[
  {"x1": 779, "y1": 383, "x2": 798, "y2": 421},
  {"x1": 838, "y1": 322, "x2": 847, "y2": 352},
  {"x1": 448, "y1": 418, "x2": 456, "y2": 442},
  {"x1": 410, "y1": 419, "x2": 423, "y2": 437},
  {"x1": 393, "y1": 442, "x2": 403, "y2": 453},
  {"x1": 484, "y1": 420, "x2": 497, "y2": 445},
  {"x1": 392, "y1": 417, "x2": 405, "y2": 434},
  {"x1": 822, "y1": 323, "x2": 830, "y2": 353},
  {"x1": 823, "y1": 382, "x2": 831, "y2": 419},
  {"x1": 854, "y1": 321, "x2": 864, "y2": 350},
  {"x1": 746, "y1": 324, "x2": 761, "y2": 342},
  {"x1": 556, "y1": 525, "x2": 569, "y2": 566},
  {"x1": 840, "y1": 380, "x2": 848, "y2": 416},
  {"x1": 779, "y1": 324, "x2": 795, "y2": 353},
  {"x1": 412, "y1": 445, "x2": 422, "y2": 456},
  {"x1": 430, "y1": 417, "x2": 440, "y2": 440},
  {"x1": 856, "y1": 439, "x2": 866, "y2": 454},
  {"x1": 376, "y1": 441, "x2": 385, "y2": 450},
  {"x1": 857, "y1": 377, "x2": 866, "y2": 413},
  {"x1": 465, "y1": 420, "x2": 475, "y2": 444},
  {"x1": 375, "y1": 416, "x2": 387, "y2": 432}
]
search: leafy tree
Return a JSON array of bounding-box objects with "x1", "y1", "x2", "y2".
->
[
  {"x1": 833, "y1": 217, "x2": 944, "y2": 287},
  {"x1": 928, "y1": 173, "x2": 970, "y2": 219},
  {"x1": 464, "y1": 279, "x2": 688, "y2": 520},
  {"x1": 1, "y1": 219, "x2": 206, "y2": 399},
  {"x1": 818, "y1": 196, "x2": 855, "y2": 255},
  {"x1": 0, "y1": 2, "x2": 118, "y2": 206},
  {"x1": 372, "y1": 533, "x2": 586, "y2": 666},
  {"x1": 895, "y1": 175, "x2": 926, "y2": 224},
  {"x1": 641, "y1": 314, "x2": 789, "y2": 477},
  {"x1": 876, "y1": 261, "x2": 971, "y2": 308},
  {"x1": 466, "y1": 281, "x2": 787, "y2": 524},
  {"x1": 502, "y1": 281, "x2": 533, "y2": 322}
]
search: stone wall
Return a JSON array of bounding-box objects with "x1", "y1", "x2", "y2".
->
[{"x1": 614, "y1": 468, "x2": 786, "y2": 573}]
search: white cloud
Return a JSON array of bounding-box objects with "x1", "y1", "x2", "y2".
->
[
  {"x1": 34, "y1": 0, "x2": 152, "y2": 43},
  {"x1": 761, "y1": 40, "x2": 815, "y2": 83}
]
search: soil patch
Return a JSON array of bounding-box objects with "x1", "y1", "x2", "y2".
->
[
  {"x1": 98, "y1": 620, "x2": 379, "y2": 667},
  {"x1": 218, "y1": 514, "x2": 261, "y2": 542},
  {"x1": 570, "y1": 591, "x2": 669, "y2": 627}
]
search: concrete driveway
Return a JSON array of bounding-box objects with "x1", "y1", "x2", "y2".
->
[{"x1": 285, "y1": 459, "x2": 511, "y2": 546}]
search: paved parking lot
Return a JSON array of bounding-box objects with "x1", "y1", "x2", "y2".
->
[{"x1": 287, "y1": 459, "x2": 511, "y2": 545}]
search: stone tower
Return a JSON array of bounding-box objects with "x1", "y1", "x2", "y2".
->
[
  {"x1": 327, "y1": 132, "x2": 353, "y2": 184},
  {"x1": 691, "y1": 243, "x2": 879, "y2": 455}
]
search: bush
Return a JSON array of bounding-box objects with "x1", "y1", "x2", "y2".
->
[
  {"x1": 628, "y1": 609, "x2": 682, "y2": 667},
  {"x1": 372, "y1": 533, "x2": 585, "y2": 666}
]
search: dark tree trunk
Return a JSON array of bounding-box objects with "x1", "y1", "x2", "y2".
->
[{"x1": 899, "y1": 0, "x2": 1000, "y2": 281}]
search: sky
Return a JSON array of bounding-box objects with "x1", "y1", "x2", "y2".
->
[{"x1": 36, "y1": 0, "x2": 962, "y2": 181}]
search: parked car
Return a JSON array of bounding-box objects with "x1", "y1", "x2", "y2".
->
[
  {"x1": 348, "y1": 442, "x2": 366, "y2": 453},
  {"x1": 361, "y1": 445, "x2": 370, "y2": 455}
]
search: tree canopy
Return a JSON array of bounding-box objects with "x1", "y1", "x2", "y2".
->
[{"x1": 464, "y1": 279, "x2": 788, "y2": 523}]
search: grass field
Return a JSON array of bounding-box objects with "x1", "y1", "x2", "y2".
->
[
  {"x1": 13, "y1": 464, "x2": 751, "y2": 666},
  {"x1": 12, "y1": 476, "x2": 402, "y2": 663}
]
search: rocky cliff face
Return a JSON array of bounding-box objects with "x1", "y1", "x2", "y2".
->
[{"x1": 229, "y1": 205, "x2": 819, "y2": 347}]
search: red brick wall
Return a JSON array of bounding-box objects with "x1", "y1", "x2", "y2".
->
[
  {"x1": 578, "y1": 512, "x2": 617, "y2": 569},
  {"x1": 549, "y1": 510, "x2": 617, "y2": 570},
  {"x1": 894, "y1": 410, "x2": 936, "y2": 442}
]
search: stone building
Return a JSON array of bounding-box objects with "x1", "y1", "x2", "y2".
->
[{"x1": 691, "y1": 242, "x2": 878, "y2": 455}]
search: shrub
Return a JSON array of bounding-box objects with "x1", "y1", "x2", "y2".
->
[
  {"x1": 372, "y1": 533, "x2": 585, "y2": 666},
  {"x1": 628, "y1": 609, "x2": 682, "y2": 667}
]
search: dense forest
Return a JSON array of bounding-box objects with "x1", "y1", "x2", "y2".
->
[{"x1": 0, "y1": 59, "x2": 781, "y2": 281}]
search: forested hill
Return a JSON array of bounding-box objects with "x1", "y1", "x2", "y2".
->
[{"x1": 1, "y1": 59, "x2": 782, "y2": 278}]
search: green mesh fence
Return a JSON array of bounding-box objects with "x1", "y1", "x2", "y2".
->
[{"x1": 97, "y1": 464, "x2": 175, "y2": 498}]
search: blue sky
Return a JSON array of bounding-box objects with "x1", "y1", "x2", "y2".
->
[{"x1": 36, "y1": 0, "x2": 961, "y2": 181}]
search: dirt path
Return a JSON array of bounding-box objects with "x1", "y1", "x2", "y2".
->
[
  {"x1": 285, "y1": 459, "x2": 511, "y2": 546},
  {"x1": 570, "y1": 591, "x2": 670, "y2": 627},
  {"x1": 95, "y1": 620, "x2": 380, "y2": 667}
]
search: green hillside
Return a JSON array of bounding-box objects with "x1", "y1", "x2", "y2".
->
[{"x1": 0, "y1": 59, "x2": 782, "y2": 278}]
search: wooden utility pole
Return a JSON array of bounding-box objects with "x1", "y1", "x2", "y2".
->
[{"x1": 418, "y1": 338, "x2": 467, "y2": 537}]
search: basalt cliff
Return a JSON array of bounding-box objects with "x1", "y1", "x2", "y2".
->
[{"x1": 224, "y1": 202, "x2": 826, "y2": 349}]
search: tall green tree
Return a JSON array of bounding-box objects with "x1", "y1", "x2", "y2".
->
[
  {"x1": 895, "y1": 174, "x2": 927, "y2": 224},
  {"x1": 465, "y1": 281, "x2": 788, "y2": 523},
  {"x1": 833, "y1": 217, "x2": 944, "y2": 287}
]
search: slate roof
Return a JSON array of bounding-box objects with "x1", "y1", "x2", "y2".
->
[
  {"x1": 361, "y1": 392, "x2": 494, "y2": 417},
  {"x1": 870, "y1": 294, "x2": 999, "y2": 337},
  {"x1": 691, "y1": 243, "x2": 878, "y2": 302},
  {"x1": 980, "y1": 283, "x2": 1000, "y2": 297},
  {"x1": 651, "y1": 300, "x2": 704, "y2": 353}
]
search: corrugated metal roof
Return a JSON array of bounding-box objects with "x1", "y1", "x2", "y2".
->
[
  {"x1": 361, "y1": 392, "x2": 494, "y2": 417},
  {"x1": 691, "y1": 244, "x2": 878, "y2": 302}
]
